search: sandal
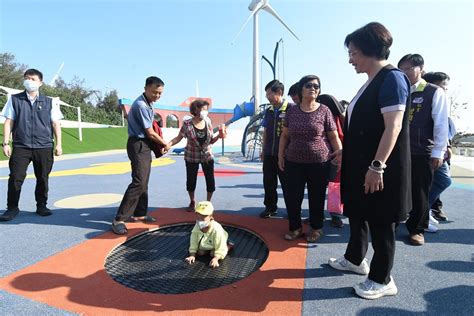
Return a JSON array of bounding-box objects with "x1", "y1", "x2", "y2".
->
[
  {"x1": 142, "y1": 215, "x2": 156, "y2": 223},
  {"x1": 112, "y1": 221, "x2": 128, "y2": 235},
  {"x1": 127, "y1": 215, "x2": 156, "y2": 223},
  {"x1": 284, "y1": 228, "x2": 304, "y2": 241},
  {"x1": 306, "y1": 228, "x2": 323, "y2": 243}
]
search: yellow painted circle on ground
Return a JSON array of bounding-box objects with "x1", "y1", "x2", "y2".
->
[{"x1": 54, "y1": 193, "x2": 123, "y2": 209}]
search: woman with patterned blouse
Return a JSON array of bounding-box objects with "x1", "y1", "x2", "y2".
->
[
  {"x1": 166, "y1": 99, "x2": 222, "y2": 210},
  {"x1": 278, "y1": 75, "x2": 343, "y2": 243}
]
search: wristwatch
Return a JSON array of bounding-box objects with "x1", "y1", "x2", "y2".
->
[{"x1": 371, "y1": 160, "x2": 386, "y2": 169}]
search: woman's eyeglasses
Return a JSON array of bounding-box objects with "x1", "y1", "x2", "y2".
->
[{"x1": 304, "y1": 83, "x2": 320, "y2": 90}]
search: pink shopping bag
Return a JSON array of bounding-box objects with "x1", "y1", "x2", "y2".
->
[{"x1": 327, "y1": 182, "x2": 343, "y2": 215}]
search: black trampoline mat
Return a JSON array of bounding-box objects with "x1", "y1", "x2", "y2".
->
[{"x1": 105, "y1": 223, "x2": 269, "y2": 294}]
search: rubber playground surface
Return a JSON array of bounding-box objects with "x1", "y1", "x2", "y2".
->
[{"x1": 0, "y1": 150, "x2": 473, "y2": 315}]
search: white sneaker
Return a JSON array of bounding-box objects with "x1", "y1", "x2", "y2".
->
[
  {"x1": 328, "y1": 256, "x2": 370, "y2": 275},
  {"x1": 354, "y1": 276, "x2": 398, "y2": 299},
  {"x1": 425, "y1": 223, "x2": 438, "y2": 233},
  {"x1": 429, "y1": 211, "x2": 439, "y2": 225}
]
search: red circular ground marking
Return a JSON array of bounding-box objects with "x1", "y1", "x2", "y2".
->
[{"x1": 198, "y1": 168, "x2": 246, "y2": 177}]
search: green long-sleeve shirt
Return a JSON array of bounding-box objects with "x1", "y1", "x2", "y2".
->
[{"x1": 189, "y1": 221, "x2": 229, "y2": 260}]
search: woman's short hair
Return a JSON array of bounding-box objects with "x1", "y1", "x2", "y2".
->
[
  {"x1": 189, "y1": 99, "x2": 209, "y2": 116},
  {"x1": 344, "y1": 22, "x2": 392, "y2": 60},
  {"x1": 297, "y1": 75, "x2": 321, "y2": 101}
]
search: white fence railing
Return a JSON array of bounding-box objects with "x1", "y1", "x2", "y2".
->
[{"x1": 453, "y1": 147, "x2": 474, "y2": 157}]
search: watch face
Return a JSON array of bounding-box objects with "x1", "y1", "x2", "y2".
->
[{"x1": 372, "y1": 160, "x2": 382, "y2": 168}]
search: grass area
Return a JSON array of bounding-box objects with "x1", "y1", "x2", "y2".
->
[{"x1": 0, "y1": 124, "x2": 128, "y2": 160}]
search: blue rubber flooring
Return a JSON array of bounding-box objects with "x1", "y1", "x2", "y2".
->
[{"x1": 0, "y1": 151, "x2": 473, "y2": 315}]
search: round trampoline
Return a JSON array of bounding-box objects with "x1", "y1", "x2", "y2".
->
[{"x1": 105, "y1": 223, "x2": 269, "y2": 294}]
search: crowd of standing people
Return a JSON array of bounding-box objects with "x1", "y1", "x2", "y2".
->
[{"x1": 1, "y1": 21, "x2": 454, "y2": 300}]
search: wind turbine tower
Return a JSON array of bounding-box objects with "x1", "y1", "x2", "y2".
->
[{"x1": 234, "y1": 0, "x2": 299, "y2": 114}]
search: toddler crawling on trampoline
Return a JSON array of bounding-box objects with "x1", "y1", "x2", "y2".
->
[{"x1": 185, "y1": 201, "x2": 232, "y2": 268}]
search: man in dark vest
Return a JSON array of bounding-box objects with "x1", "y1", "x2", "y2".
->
[
  {"x1": 1, "y1": 68, "x2": 63, "y2": 221},
  {"x1": 398, "y1": 54, "x2": 448, "y2": 246},
  {"x1": 259, "y1": 80, "x2": 290, "y2": 218}
]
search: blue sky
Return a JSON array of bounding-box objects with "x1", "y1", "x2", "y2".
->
[{"x1": 1, "y1": 0, "x2": 473, "y2": 131}]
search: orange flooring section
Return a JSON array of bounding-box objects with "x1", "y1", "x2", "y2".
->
[{"x1": 0, "y1": 208, "x2": 307, "y2": 315}]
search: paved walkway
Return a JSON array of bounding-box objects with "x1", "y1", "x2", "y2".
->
[{"x1": 0, "y1": 151, "x2": 472, "y2": 315}]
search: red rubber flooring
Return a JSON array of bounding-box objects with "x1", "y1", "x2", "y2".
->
[{"x1": 0, "y1": 208, "x2": 307, "y2": 315}]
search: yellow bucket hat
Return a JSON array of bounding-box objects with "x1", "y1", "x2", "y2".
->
[{"x1": 195, "y1": 201, "x2": 214, "y2": 216}]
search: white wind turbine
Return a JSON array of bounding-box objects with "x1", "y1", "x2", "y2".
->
[
  {"x1": 233, "y1": 0, "x2": 299, "y2": 114},
  {"x1": 49, "y1": 62, "x2": 65, "y2": 86}
]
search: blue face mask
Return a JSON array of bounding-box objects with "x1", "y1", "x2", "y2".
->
[{"x1": 23, "y1": 79, "x2": 40, "y2": 92}]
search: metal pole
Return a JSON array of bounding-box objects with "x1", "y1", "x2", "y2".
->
[
  {"x1": 77, "y1": 106, "x2": 83, "y2": 141},
  {"x1": 222, "y1": 137, "x2": 224, "y2": 156},
  {"x1": 253, "y1": 13, "x2": 260, "y2": 114}
]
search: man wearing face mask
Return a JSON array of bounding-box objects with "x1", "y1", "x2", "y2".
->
[
  {"x1": 1, "y1": 68, "x2": 63, "y2": 221},
  {"x1": 111, "y1": 76, "x2": 167, "y2": 235}
]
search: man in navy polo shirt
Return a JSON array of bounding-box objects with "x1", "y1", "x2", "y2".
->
[
  {"x1": 111, "y1": 76, "x2": 168, "y2": 235},
  {"x1": 1, "y1": 68, "x2": 63, "y2": 221}
]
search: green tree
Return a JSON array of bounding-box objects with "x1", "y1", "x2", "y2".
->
[
  {"x1": 0, "y1": 52, "x2": 26, "y2": 88},
  {"x1": 97, "y1": 90, "x2": 119, "y2": 113},
  {"x1": 0, "y1": 53, "x2": 122, "y2": 125},
  {"x1": 0, "y1": 52, "x2": 27, "y2": 108}
]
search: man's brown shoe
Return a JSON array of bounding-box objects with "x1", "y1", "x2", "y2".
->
[{"x1": 409, "y1": 233, "x2": 425, "y2": 246}]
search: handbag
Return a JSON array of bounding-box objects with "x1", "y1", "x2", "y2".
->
[
  {"x1": 327, "y1": 182, "x2": 343, "y2": 215},
  {"x1": 150, "y1": 120, "x2": 165, "y2": 158}
]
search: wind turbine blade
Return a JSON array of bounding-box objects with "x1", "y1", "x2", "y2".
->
[
  {"x1": 231, "y1": 2, "x2": 264, "y2": 44},
  {"x1": 49, "y1": 62, "x2": 65, "y2": 85},
  {"x1": 263, "y1": 5, "x2": 300, "y2": 41}
]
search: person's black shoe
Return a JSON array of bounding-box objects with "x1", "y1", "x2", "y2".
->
[
  {"x1": 0, "y1": 207, "x2": 20, "y2": 222},
  {"x1": 431, "y1": 209, "x2": 448, "y2": 221},
  {"x1": 36, "y1": 206, "x2": 53, "y2": 217},
  {"x1": 259, "y1": 209, "x2": 277, "y2": 218}
]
